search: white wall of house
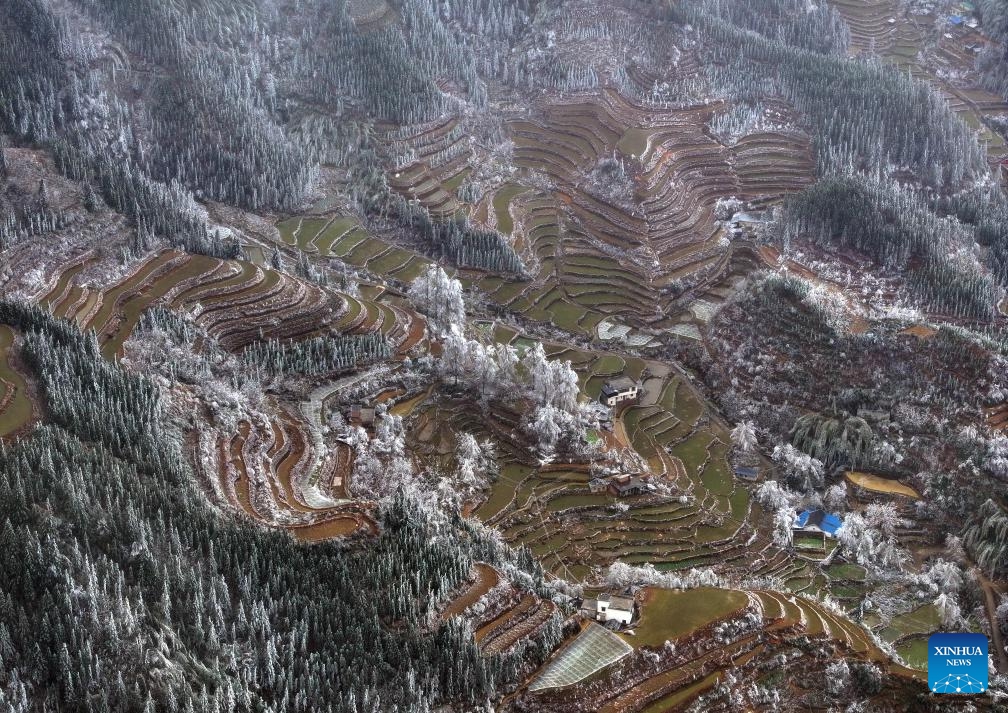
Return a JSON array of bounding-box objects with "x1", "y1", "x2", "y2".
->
[
  {"x1": 598, "y1": 605, "x2": 633, "y2": 625},
  {"x1": 603, "y1": 387, "x2": 639, "y2": 407},
  {"x1": 597, "y1": 600, "x2": 633, "y2": 624}
]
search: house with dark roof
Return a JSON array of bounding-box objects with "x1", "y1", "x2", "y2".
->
[
  {"x1": 733, "y1": 466, "x2": 759, "y2": 481},
  {"x1": 608, "y1": 474, "x2": 652, "y2": 497},
  {"x1": 793, "y1": 509, "x2": 842, "y2": 538},
  {"x1": 580, "y1": 593, "x2": 635, "y2": 625},
  {"x1": 600, "y1": 377, "x2": 641, "y2": 407}
]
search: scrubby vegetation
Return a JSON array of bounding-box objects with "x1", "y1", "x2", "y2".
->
[{"x1": 0, "y1": 299, "x2": 560, "y2": 711}]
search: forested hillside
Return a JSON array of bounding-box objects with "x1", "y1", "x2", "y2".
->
[{"x1": 3, "y1": 0, "x2": 1008, "y2": 711}]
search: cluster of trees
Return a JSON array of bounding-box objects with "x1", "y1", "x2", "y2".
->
[
  {"x1": 448, "y1": 0, "x2": 530, "y2": 42},
  {"x1": 0, "y1": 0, "x2": 240, "y2": 257},
  {"x1": 327, "y1": 125, "x2": 525, "y2": 274},
  {"x1": 451, "y1": 432, "x2": 500, "y2": 505},
  {"x1": 432, "y1": 333, "x2": 595, "y2": 459},
  {"x1": 708, "y1": 100, "x2": 770, "y2": 145},
  {"x1": 2, "y1": 0, "x2": 530, "y2": 273},
  {"x1": 74, "y1": 0, "x2": 316, "y2": 211},
  {"x1": 964, "y1": 499, "x2": 1008, "y2": 577},
  {"x1": 835, "y1": 503, "x2": 910, "y2": 572},
  {"x1": 405, "y1": 267, "x2": 586, "y2": 435},
  {"x1": 0, "y1": 196, "x2": 66, "y2": 250},
  {"x1": 241, "y1": 332, "x2": 391, "y2": 379},
  {"x1": 407, "y1": 264, "x2": 466, "y2": 335},
  {"x1": 976, "y1": 0, "x2": 1008, "y2": 98},
  {"x1": 679, "y1": 0, "x2": 1008, "y2": 311},
  {"x1": 344, "y1": 408, "x2": 416, "y2": 501},
  {"x1": 790, "y1": 412, "x2": 877, "y2": 470},
  {"x1": 688, "y1": 0, "x2": 988, "y2": 188},
  {"x1": 977, "y1": 0, "x2": 1008, "y2": 43},
  {"x1": 409, "y1": 210, "x2": 525, "y2": 275},
  {"x1": 695, "y1": 269, "x2": 1005, "y2": 521},
  {"x1": 755, "y1": 469, "x2": 911, "y2": 571},
  {"x1": 778, "y1": 176, "x2": 997, "y2": 319},
  {"x1": 685, "y1": 0, "x2": 851, "y2": 56},
  {"x1": 0, "y1": 298, "x2": 563, "y2": 711},
  {"x1": 405, "y1": 267, "x2": 593, "y2": 458},
  {"x1": 771, "y1": 442, "x2": 825, "y2": 492}
]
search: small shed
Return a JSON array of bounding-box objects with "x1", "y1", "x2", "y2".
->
[
  {"x1": 581, "y1": 594, "x2": 635, "y2": 625},
  {"x1": 733, "y1": 466, "x2": 759, "y2": 482}
]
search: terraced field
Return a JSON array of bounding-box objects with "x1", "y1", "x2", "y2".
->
[
  {"x1": 380, "y1": 118, "x2": 471, "y2": 217},
  {"x1": 210, "y1": 412, "x2": 376, "y2": 539},
  {"x1": 454, "y1": 341, "x2": 808, "y2": 587},
  {"x1": 629, "y1": 587, "x2": 748, "y2": 648},
  {"x1": 25, "y1": 249, "x2": 428, "y2": 545},
  {"x1": 526, "y1": 586, "x2": 921, "y2": 711},
  {"x1": 34, "y1": 249, "x2": 427, "y2": 361},
  {"x1": 475, "y1": 592, "x2": 559, "y2": 655},
  {"x1": 276, "y1": 88, "x2": 812, "y2": 344},
  {"x1": 829, "y1": 0, "x2": 902, "y2": 55},
  {"x1": 490, "y1": 89, "x2": 814, "y2": 335},
  {"x1": 275, "y1": 215, "x2": 433, "y2": 285},
  {"x1": 442, "y1": 563, "x2": 501, "y2": 619},
  {"x1": 829, "y1": 0, "x2": 1008, "y2": 167}
]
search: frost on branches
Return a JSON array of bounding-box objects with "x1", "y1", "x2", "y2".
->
[
  {"x1": 730, "y1": 421, "x2": 758, "y2": 453},
  {"x1": 772, "y1": 442, "x2": 825, "y2": 492},
  {"x1": 835, "y1": 503, "x2": 911, "y2": 573},
  {"x1": 346, "y1": 407, "x2": 417, "y2": 500},
  {"x1": 452, "y1": 432, "x2": 499, "y2": 504},
  {"x1": 408, "y1": 264, "x2": 466, "y2": 335},
  {"x1": 433, "y1": 335, "x2": 598, "y2": 461}
]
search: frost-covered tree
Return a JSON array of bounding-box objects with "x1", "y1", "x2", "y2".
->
[
  {"x1": 772, "y1": 442, "x2": 825, "y2": 492},
  {"x1": 935, "y1": 592, "x2": 963, "y2": 630},
  {"x1": 773, "y1": 505, "x2": 794, "y2": 548},
  {"x1": 454, "y1": 432, "x2": 499, "y2": 499},
  {"x1": 754, "y1": 478, "x2": 796, "y2": 511},
  {"x1": 522, "y1": 343, "x2": 580, "y2": 414},
  {"x1": 824, "y1": 482, "x2": 848, "y2": 512},
  {"x1": 408, "y1": 264, "x2": 466, "y2": 335},
  {"x1": 836, "y1": 512, "x2": 875, "y2": 567},
  {"x1": 986, "y1": 435, "x2": 1008, "y2": 482},
  {"x1": 826, "y1": 660, "x2": 851, "y2": 696},
  {"x1": 864, "y1": 502, "x2": 905, "y2": 540},
  {"x1": 731, "y1": 421, "x2": 758, "y2": 453},
  {"x1": 921, "y1": 559, "x2": 963, "y2": 597},
  {"x1": 836, "y1": 510, "x2": 908, "y2": 572}
]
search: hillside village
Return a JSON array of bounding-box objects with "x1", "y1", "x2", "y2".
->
[{"x1": 3, "y1": 0, "x2": 1008, "y2": 711}]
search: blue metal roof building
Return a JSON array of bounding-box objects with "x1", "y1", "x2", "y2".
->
[{"x1": 793, "y1": 509, "x2": 842, "y2": 537}]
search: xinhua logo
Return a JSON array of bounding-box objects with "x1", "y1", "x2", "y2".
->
[{"x1": 928, "y1": 633, "x2": 988, "y2": 694}]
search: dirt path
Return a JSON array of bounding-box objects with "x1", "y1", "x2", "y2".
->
[{"x1": 442, "y1": 563, "x2": 500, "y2": 619}]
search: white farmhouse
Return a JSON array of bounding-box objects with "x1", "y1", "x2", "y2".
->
[
  {"x1": 581, "y1": 593, "x2": 635, "y2": 625},
  {"x1": 600, "y1": 377, "x2": 641, "y2": 407}
]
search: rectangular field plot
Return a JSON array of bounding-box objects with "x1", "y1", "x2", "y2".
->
[{"x1": 529, "y1": 622, "x2": 632, "y2": 691}]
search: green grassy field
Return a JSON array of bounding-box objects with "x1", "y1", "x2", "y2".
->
[{"x1": 629, "y1": 587, "x2": 748, "y2": 648}]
